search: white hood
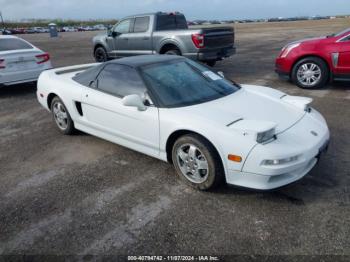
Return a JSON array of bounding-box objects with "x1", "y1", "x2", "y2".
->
[{"x1": 176, "y1": 85, "x2": 306, "y2": 134}]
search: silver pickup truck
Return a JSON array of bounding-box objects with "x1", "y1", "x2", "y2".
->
[{"x1": 93, "y1": 12, "x2": 235, "y2": 67}]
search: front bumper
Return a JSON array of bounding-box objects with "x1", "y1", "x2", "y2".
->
[
  {"x1": 225, "y1": 109, "x2": 330, "y2": 190},
  {"x1": 226, "y1": 139, "x2": 329, "y2": 190}
]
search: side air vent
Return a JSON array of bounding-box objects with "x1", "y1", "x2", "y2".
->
[{"x1": 75, "y1": 101, "x2": 83, "y2": 116}]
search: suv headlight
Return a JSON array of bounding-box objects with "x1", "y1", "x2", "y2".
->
[
  {"x1": 280, "y1": 43, "x2": 300, "y2": 58},
  {"x1": 256, "y1": 128, "x2": 276, "y2": 144}
]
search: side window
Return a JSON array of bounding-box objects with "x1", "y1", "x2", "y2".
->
[
  {"x1": 97, "y1": 64, "x2": 147, "y2": 98},
  {"x1": 133, "y1": 17, "x2": 150, "y2": 33},
  {"x1": 0, "y1": 38, "x2": 33, "y2": 51},
  {"x1": 114, "y1": 19, "x2": 131, "y2": 34},
  {"x1": 156, "y1": 15, "x2": 176, "y2": 31},
  {"x1": 342, "y1": 35, "x2": 350, "y2": 41}
]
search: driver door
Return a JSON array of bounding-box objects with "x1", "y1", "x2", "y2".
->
[
  {"x1": 111, "y1": 18, "x2": 134, "y2": 57},
  {"x1": 80, "y1": 64, "x2": 160, "y2": 158}
]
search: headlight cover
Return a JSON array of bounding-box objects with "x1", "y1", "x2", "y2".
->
[
  {"x1": 261, "y1": 155, "x2": 299, "y2": 166},
  {"x1": 256, "y1": 128, "x2": 276, "y2": 144},
  {"x1": 280, "y1": 43, "x2": 300, "y2": 58}
]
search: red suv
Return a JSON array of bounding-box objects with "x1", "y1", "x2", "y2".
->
[{"x1": 275, "y1": 28, "x2": 350, "y2": 89}]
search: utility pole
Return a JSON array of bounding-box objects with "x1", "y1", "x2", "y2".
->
[{"x1": 0, "y1": 11, "x2": 5, "y2": 30}]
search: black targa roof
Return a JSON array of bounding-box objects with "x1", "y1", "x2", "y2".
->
[
  {"x1": 73, "y1": 55, "x2": 184, "y2": 87},
  {"x1": 106, "y1": 54, "x2": 184, "y2": 68}
]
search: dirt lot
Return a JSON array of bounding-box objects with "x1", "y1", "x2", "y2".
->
[{"x1": 0, "y1": 19, "x2": 349, "y2": 258}]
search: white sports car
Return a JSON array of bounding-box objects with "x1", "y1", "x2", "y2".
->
[
  {"x1": 37, "y1": 55, "x2": 330, "y2": 190},
  {"x1": 0, "y1": 35, "x2": 52, "y2": 86}
]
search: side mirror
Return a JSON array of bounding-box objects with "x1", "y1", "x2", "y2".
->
[
  {"x1": 122, "y1": 94, "x2": 147, "y2": 111},
  {"x1": 217, "y1": 71, "x2": 225, "y2": 78},
  {"x1": 111, "y1": 31, "x2": 120, "y2": 38}
]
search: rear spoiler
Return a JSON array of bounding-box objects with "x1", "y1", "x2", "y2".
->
[{"x1": 53, "y1": 63, "x2": 100, "y2": 75}]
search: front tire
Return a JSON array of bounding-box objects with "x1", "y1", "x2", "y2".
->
[
  {"x1": 171, "y1": 134, "x2": 224, "y2": 190},
  {"x1": 94, "y1": 46, "x2": 108, "y2": 62},
  {"x1": 291, "y1": 57, "x2": 329, "y2": 89},
  {"x1": 51, "y1": 97, "x2": 75, "y2": 135}
]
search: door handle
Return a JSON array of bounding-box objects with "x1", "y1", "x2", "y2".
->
[
  {"x1": 143, "y1": 37, "x2": 149, "y2": 40},
  {"x1": 123, "y1": 38, "x2": 129, "y2": 40},
  {"x1": 85, "y1": 94, "x2": 88, "y2": 98}
]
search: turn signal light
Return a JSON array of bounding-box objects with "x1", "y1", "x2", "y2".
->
[{"x1": 228, "y1": 154, "x2": 242, "y2": 162}]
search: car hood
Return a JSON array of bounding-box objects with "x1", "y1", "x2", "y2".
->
[
  {"x1": 176, "y1": 84, "x2": 306, "y2": 134},
  {"x1": 288, "y1": 36, "x2": 327, "y2": 46}
]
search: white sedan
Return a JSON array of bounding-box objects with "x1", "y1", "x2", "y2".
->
[
  {"x1": 0, "y1": 35, "x2": 52, "y2": 86},
  {"x1": 37, "y1": 55, "x2": 330, "y2": 190}
]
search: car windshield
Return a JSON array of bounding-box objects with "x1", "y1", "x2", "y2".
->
[
  {"x1": 140, "y1": 59, "x2": 239, "y2": 108},
  {"x1": 328, "y1": 28, "x2": 350, "y2": 38}
]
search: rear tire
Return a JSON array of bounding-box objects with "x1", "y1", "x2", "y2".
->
[
  {"x1": 171, "y1": 134, "x2": 224, "y2": 191},
  {"x1": 51, "y1": 96, "x2": 75, "y2": 135},
  {"x1": 291, "y1": 57, "x2": 329, "y2": 89},
  {"x1": 94, "y1": 46, "x2": 108, "y2": 62},
  {"x1": 206, "y1": 60, "x2": 217, "y2": 67},
  {"x1": 165, "y1": 49, "x2": 181, "y2": 56}
]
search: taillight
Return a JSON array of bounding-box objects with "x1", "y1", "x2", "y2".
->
[
  {"x1": 191, "y1": 34, "x2": 205, "y2": 49},
  {"x1": 0, "y1": 59, "x2": 5, "y2": 69},
  {"x1": 36, "y1": 53, "x2": 50, "y2": 64}
]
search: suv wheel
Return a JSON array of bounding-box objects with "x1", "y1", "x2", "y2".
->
[{"x1": 292, "y1": 57, "x2": 329, "y2": 89}]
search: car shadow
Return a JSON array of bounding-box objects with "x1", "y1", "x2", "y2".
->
[
  {"x1": 329, "y1": 81, "x2": 350, "y2": 90},
  {"x1": 0, "y1": 82, "x2": 37, "y2": 97},
  {"x1": 209, "y1": 183, "x2": 307, "y2": 206}
]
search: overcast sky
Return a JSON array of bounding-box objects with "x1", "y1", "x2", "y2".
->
[{"x1": 1, "y1": 0, "x2": 350, "y2": 20}]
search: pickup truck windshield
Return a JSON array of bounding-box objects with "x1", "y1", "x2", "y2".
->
[
  {"x1": 140, "y1": 60, "x2": 239, "y2": 108},
  {"x1": 156, "y1": 14, "x2": 188, "y2": 31}
]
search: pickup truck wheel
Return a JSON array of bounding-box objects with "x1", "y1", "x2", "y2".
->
[
  {"x1": 292, "y1": 57, "x2": 329, "y2": 89},
  {"x1": 94, "y1": 47, "x2": 108, "y2": 62},
  {"x1": 206, "y1": 60, "x2": 217, "y2": 67},
  {"x1": 51, "y1": 97, "x2": 75, "y2": 135},
  {"x1": 165, "y1": 49, "x2": 181, "y2": 56},
  {"x1": 172, "y1": 134, "x2": 224, "y2": 191}
]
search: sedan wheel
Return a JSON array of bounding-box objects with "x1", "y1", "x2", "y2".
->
[
  {"x1": 51, "y1": 96, "x2": 75, "y2": 135},
  {"x1": 172, "y1": 134, "x2": 224, "y2": 190},
  {"x1": 176, "y1": 144, "x2": 209, "y2": 184},
  {"x1": 53, "y1": 101, "x2": 68, "y2": 130}
]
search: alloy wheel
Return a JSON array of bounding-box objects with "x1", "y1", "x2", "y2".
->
[
  {"x1": 297, "y1": 63, "x2": 322, "y2": 87},
  {"x1": 176, "y1": 143, "x2": 209, "y2": 184},
  {"x1": 52, "y1": 101, "x2": 68, "y2": 130}
]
